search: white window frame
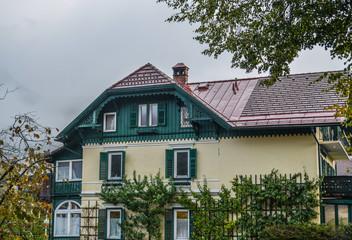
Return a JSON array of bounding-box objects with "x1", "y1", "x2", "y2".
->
[
  {"x1": 108, "y1": 153, "x2": 123, "y2": 180},
  {"x1": 54, "y1": 200, "x2": 81, "y2": 237},
  {"x1": 174, "y1": 150, "x2": 189, "y2": 178},
  {"x1": 104, "y1": 112, "x2": 117, "y2": 132},
  {"x1": 138, "y1": 104, "x2": 148, "y2": 127},
  {"x1": 180, "y1": 107, "x2": 192, "y2": 128},
  {"x1": 149, "y1": 103, "x2": 158, "y2": 127},
  {"x1": 174, "y1": 209, "x2": 189, "y2": 240},
  {"x1": 56, "y1": 159, "x2": 82, "y2": 181},
  {"x1": 107, "y1": 209, "x2": 122, "y2": 239}
]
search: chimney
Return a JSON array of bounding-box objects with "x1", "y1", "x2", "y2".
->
[{"x1": 172, "y1": 63, "x2": 189, "y2": 84}]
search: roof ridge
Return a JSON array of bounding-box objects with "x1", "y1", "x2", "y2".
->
[{"x1": 108, "y1": 63, "x2": 174, "y2": 89}]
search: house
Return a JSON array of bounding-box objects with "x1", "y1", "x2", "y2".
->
[{"x1": 49, "y1": 63, "x2": 351, "y2": 240}]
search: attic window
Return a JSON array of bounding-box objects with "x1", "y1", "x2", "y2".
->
[
  {"x1": 197, "y1": 83, "x2": 209, "y2": 91},
  {"x1": 104, "y1": 113, "x2": 116, "y2": 132}
]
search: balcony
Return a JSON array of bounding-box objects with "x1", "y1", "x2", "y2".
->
[
  {"x1": 319, "y1": 126, "x2": 351, "y2": 160},
  {"x1": 53, "y1": 181, "x2": 82, "y2": 196},
  {"x1": 322, "y1": 176, "x2": 352, "y2": 198}
]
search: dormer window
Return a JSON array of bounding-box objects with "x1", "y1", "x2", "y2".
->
[
  {"x1": 138, "y1": 104, "x2": 147, "y2": 127},
  {"x1": 149, "y1": 103, "x2": 158, "y2": 126},
  {"x1": 104, "y1": 112, "x2": 116, "y2": 132}
]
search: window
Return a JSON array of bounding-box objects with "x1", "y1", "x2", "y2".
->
[
  {"x1": 54, "y1": 201, "x2": 81, "y2": 237},
  {"x1": 174, "y1": 150, "x2": 189, "y2": 178},
  {"x1": 56, "y1": 160, "x2": 82, "y2": 181},
  {"x1": 107, "y1": 209, "x2": 122, "y2": 239},
  {"x1": 138, "y1": 104, "x2": 147, "y2": 127},
  {"x1": 108, "y1": 153, "x2": 123, "y2": 180},
  {"x1": 99, "y1": 152, "x2": 125, "y2": 181},
  {"x1": 104, "y1": 112, "x2": 116, "y2": 132},
  {"x1": 165, "y1": 209, "x2": 192, "y2": 240},
  {"x1": 180, "y1": 107, "x2": 192, "y2": 128},
  {"x1": 174, "y1": 210, "x2": 189, "y2": 240},
  {"x1": 149, "y1": 103, "x2": 158, "y2": 126},
  {"x1": 165, "y1": 149, "x2": 197, "y2": 179}
]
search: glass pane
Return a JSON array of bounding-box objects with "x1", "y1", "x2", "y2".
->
[
  {"x1": 176, "y1": 152, "x2": 188, "y2": 177},
  {"x1": 181, "y1": 107, "x2": 191, "y2": 127},
  {"x1": 59, "y1": 202, "x2": 69, "y2": 210},
  {"x1": 110, "y1": 211, "x2": 121, "y2": 238},
  {"x1": 72, "y1": 161, "x2": 82, "y2": 180},
  {"x1": 57, "y1": 162, "x2": 69, "y2": 181},
  {"x1": 71, "y1": 202, "x2": 80, "y2": 210},
  {"x1": 139, "y1": 105, "x2": 147, "y2": 126},
  {"x1": 70, "y1": 213, "x2": 81, "y2": 236},
  {"x1": 338, "y1": 205, "x2": 348, "y2": 225},
  {"x1": 325, "y1": 204, "x2": 335, "y2": 226},
  {"x1": 105, "y1": 114, "x2": 115, "y2": 131},
  {"x1": 150, "y1": 104, "x2": 158, "y2": 126},
  {"x1": 111, "y1": 154, "x2": 122, "y2": 178},
  {"x1": 176, "y1": 211, "x2": 189, "y2": 238},
  {"x1": 55, "y1": 213, "x2": 68, "y2": 236}
]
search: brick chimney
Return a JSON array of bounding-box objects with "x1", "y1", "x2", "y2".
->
[{"x1": 172, "y1": 63, "x2": 189, "y2": 84}]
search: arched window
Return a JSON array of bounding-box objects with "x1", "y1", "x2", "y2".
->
[{"x1": 54, "y1": 200, "x2": 81, "y2": 237}]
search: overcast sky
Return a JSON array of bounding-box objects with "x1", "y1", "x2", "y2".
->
[{"x1": 0, "y1": 0, "x2": 346, "y2": 136}]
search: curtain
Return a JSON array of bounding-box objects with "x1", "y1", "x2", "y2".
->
[
  {"x1": 57, "y1": 162, "x2": 69, "y2": 180},
  {"x1": 110, "y1": 217, "x2": 121, "y2": 237},
  {"x1": 55, "y1": 213, "x2": 68, "y2": 236},
  {"x1": 176, "y1": 218, "x2": 188, "y2": 238},
  {"x1": 72, "y1": 161, "x2": 82, "y2": 180},
  {"x1": 70, "y1": 213, "x2": 81, "y2": 236}
]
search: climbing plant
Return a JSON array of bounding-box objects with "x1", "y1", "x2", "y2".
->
[
  {"x1": 179, "y1": 169, "x2": 322, "y2": 240},
  {"x1": 100, "y1": 171, "x2": 177, "y2": 240}
]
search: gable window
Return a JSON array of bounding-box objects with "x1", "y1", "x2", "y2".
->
[
  {"x1": 180, "y1": 107, "x2": 192, "y2": 128},
  {"x1": 54, "y1": 201, "x2": 81, "y2": 237},
  {"x1": 56, "y1": 160, "x2": 82, "y2": 181},
  {"x1": 107, "y1": 209, "x2": 122, "y2": 239},
  {"x1": 104, "y1": 112, "x2": 116, "y2": 132},
  {"x1": 174, "y1": 150, "x2": 189, "y2": 178},
  {"x1": 139, "y1": 104, "x2": 147, "y2": 127},
  {"x1": 108, "y1": 153, "x2": 123, "y2": 180},
  {"x1": 99, "y1": 152, "x2": 125, "y2": 181},
  {"x1": 149, "y1": 103, "x2": 158, "y2": 126},
  {"x1": 175, "y1": 210, "x2": 189, "y2": 239},
  {"x1": 165, "y1": 149, "x2": 197, "y2": 179}
]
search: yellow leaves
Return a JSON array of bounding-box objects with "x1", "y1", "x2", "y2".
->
[
  {"x1": 25, "y1": 124, "x2": 29, "y2": 129},
  {"x1": 33, "y1": 133, "x2": 40, "y2": 139},
  {"x1": 0, "y1": 139, "x2": 3, "y2": 145}
]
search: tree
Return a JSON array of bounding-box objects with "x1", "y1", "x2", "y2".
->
[
  {"x1": 100, "y1": 171, "x2": 177, "y2": 240},
  {"x1": 157, "y1": 0, "x2": 352, "y2": 124},
  {"x1": 0, "y1": 114, "x2": 57, "y2": 239}
]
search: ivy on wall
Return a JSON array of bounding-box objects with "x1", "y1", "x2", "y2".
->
[{"x1": 100, "y1": 171, "x2": 177, "y2": 240}]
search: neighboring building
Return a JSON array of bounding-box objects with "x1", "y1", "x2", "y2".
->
[{"x1": 49, "y1": 63, "x2": 351, "y2": 240}]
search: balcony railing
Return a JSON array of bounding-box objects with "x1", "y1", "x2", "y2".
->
[
  {"x1": 322, "y1": 176, "x2": 352, "y2": 198},
  {"x1": 53, "y1": 181, "x2": 82, "y2": 196},
  {"x1": 320, "y1": 126, "x2": 350, "y2": 148}
]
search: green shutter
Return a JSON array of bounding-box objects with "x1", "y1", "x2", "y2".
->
[
  {"x1": 164, "y1": 209, "x2": 173, "y2": 240},
  {"x1": 158, "y1": 103, "x2": 167, "y2": 126},
  {"x1": 100, "y1": 152, "x2": 108, "y2": 180},
  {"x1": 165, "y1": 150, "x2": 174, "y2": 178},
  {"x1": 121, "y1": 151, "x2": 126, "y2": 177},
  {"x1": 189, "y1": 149, "x2": 197, "y2": 178},
  {"x1": 98, "y1": 209, "x2": 106, "y2": 240},
  {"x1": 121, "y1": 209, "x2": 125, "y2": 240},
  {"x1": 190, "y1": 210, "x2": 195, "y2": 239},
  {"x1": 130, "y1": 105, "x2": 138, "y2": 127}
]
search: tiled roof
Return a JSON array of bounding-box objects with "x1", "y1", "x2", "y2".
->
[
  {"x1": 108, "y1": 63, "x2": 344, "y2": 128},
  {"x1": 188, "y1": 72, "x2": 344, "y2": 127},
  {"x1": 109, "y1": 63, "x2": 174, "y2": 89}
]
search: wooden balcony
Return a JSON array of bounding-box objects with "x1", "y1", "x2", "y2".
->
[
  {"x1": 53, "y1": 181, "x2": 82, "y2": 196},
  {"x1": 322, "y1": 176, "x2": 352, "y2": 198}
]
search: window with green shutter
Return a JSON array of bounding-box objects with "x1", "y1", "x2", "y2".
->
[
  {"x1": 100, "y1": 152, "x2": 126, "y2": 181},
  {"x1": 158, "y1": 103, "x2": 167, "y2": 126},
  {"x1": 99, "y1": 208, "x2": 125, "y2": 240},
  {"x1": 130, "y1": 105, "x2": 138, "y2": 127},
  {"x1": 165, "y1": 149, "x2": 197, "y2": 179},
  {"x1": 164, "y1": 209, "x2": 173, "y2": 240},
  {"x1": 165, "y1": 209, "x2": 192, "y2": 240},
  {"x1": 98, "y1": 209, "x2": 107, "y2": 239}
]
